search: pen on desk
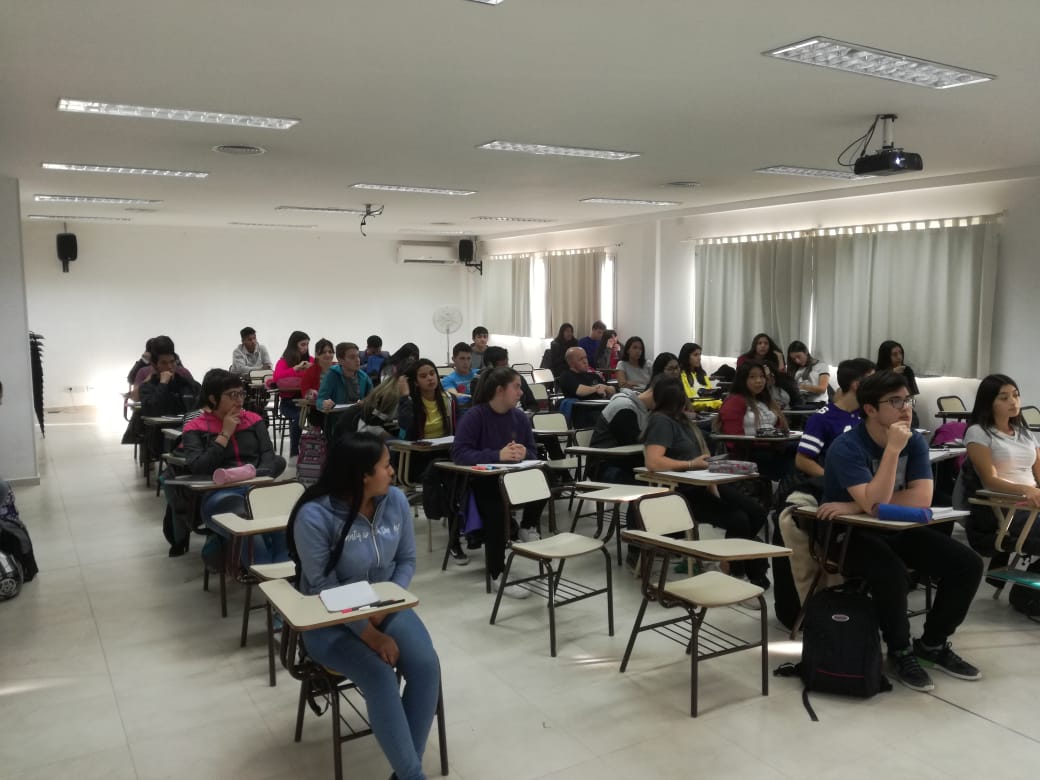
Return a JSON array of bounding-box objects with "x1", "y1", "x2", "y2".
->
[{"x1": 341, "y1": 598, "x2": 406, "y2": 614}]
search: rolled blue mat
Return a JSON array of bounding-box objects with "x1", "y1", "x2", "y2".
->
[{"x1": 877, "y1": 504, "x2": 933, "y2": 523}]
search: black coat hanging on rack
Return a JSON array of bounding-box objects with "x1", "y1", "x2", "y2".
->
[{"x1": 28, "y1": 332, "x2": 45, "y2": 437}]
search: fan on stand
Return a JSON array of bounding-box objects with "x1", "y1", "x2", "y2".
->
[{"x1": 432, "y1": 306, "x2": 464, "y2": 363}]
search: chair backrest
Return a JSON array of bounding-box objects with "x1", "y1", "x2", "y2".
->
[
  {"x1": 532, "y1": 368, "x2": 555, "y2": 386},
  {"x1": 574, "y1": 428, "x2": 594, "y2": 447},
  {"x1": 937, "y1": 395, "x2": 966, "y2": 413},
  {"x1": 512, "y1": 362, "x2": 535, "y2": 373},
  {"x1": 249, "y1": 368, "x2": 273, "y2": 384},
  {"x1": 636, "y1": 493, "x2": 695, "y2": 536},
  {"x1": 501, "y1": 467, "x2": 552, "y2": 505},
  {"x1": 533, "y1": 411, "x2": 569, "y2": 433},
  {"x1": 436, "y1": 364, "x2": 453, "y2": 378},
  {"x1": 1021, "y1": 405, "x2": 1040, "y2": 427},
  {"x1": 530, "y1": 383, "x2": 549, "y2": 402},
  {"x1": 247, "y1": 481, "x2": 306, "y2": 519}
]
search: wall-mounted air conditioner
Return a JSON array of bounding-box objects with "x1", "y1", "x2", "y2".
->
[{"x1": 396, "y1": 242, "x2": 458, "y2": 265}]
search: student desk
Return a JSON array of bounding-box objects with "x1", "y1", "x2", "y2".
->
[
  {"x1": 141, "y1": 415, "x2": 184, "y2": 486},
  {"x1": 571, "y1": 484, "x2": 671, "y2": 564},
  {"x1": 929, "y1": 447, "x2": 966, "y2": 464},
  {"x1": 788, "y1": 506, "x2": 965, "y2": 638},
  {"x1": 434, "y1": 461, "x2": 548, "y2": 589},
  {"x1": 387, "y1": 437, "x2": 455, "y2": 552},
  {"x1": 633, "y1": 467, "x2": 755, "y2": 490},
  {"x1": 257, "y1": 580, "x2": 448, "y2": 780},
  {"x1": 969, "y1": 490, "x2": 1040, "y2": 594}
]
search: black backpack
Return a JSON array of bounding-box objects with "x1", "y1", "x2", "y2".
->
[
  {"x1": 776, "y1": 585, "x2": 891, "y2": 720},
  {"x1": 1008, "y1": 558, "x2": 1040, "y2": 622}
]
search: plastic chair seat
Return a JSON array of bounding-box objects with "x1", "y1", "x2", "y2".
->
[
  {"x1": 512, "y1": 532, "x2": 605, "y2": 559},
  {"x1": 664, "y1": 570, "x2": 763, "y2": 608}
]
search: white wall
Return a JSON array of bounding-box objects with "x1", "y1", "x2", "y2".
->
[
  {"x1": 21, "y1": 223, "x2": 479, "y2": 407},
  {"x1": 482, "y1": 175, "x2": 1040, "y2": 401},
  {"x1": 0, "y1": 178, "x2": 38, "y2": 483}
]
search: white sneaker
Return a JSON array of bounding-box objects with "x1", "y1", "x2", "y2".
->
[
  {"x1": 738, "y1": 597, "x2": 762, "y2": 611},
  {"x1": 517, "y1": 527, "x2": 541, "y2": 543},
  {"x1": 493, "y1": 576, "x2": 531, "y2": 599}
]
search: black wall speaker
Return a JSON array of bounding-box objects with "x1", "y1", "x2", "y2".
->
[
  {"x1": 458, "y1": 239, "x2": 474, "y2": 263},
  {"x1": 56, "y1": 233, "x2": 77, "y2": 272}
]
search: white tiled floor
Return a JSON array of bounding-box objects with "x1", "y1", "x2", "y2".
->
[{"x1": 3, "y1": 410, "x2": 1040, "y2": 779}]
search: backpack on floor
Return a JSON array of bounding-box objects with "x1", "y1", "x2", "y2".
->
[
  {"x1": 0, "y1": 550, "x2": 24, "y2": 601},
  {"x1": 1008, "y1": 558, "x2": 1040, "y2": 622},
  {"x1": 775, "y1": 585, "x2": 890, "y2": 720}
]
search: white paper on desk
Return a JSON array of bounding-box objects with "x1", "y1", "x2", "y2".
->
[
  {"x1": 474, "y1": 459, "x2": 544, "y2": 470},
  {"x1": 654, "y1": 469, "x2": 744, "y2": 482},
  {"x1": 319, "y1": 581, "x2": 379, "y2": 612},
  {"x1": 930, "y1": 506, "x2": 968, "y2": 520},
  {"x1": 416, "y1": 435, "x2": 455, "y2": 446},
  {"x1": 332, "y1": 403, "x2": 356, "y2": 411}
]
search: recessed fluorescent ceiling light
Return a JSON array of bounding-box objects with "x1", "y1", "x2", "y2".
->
[
  {"x1": 478, "y1": 140, "x2": 639, "y2": 161},
  {"x1": 466, "y1": 0, "x2": 504, "y2": 4},
  {"x1": 27, "y1": 214, "x2": 131, "y2": 222},
  {"x1": 42, "y1": 162, "x2": 208, "y2": 178},
  {"x1": 276, "y1": 205, "x2": 368, "y2": 214},
  {"x1": 351, "y1": 183, "x2": 476, "y2": 196},
  {"x1": 58, "y1": 98, "x2": 299, "y2": 129},
  {"x1": 473, "y1": 216, "x2": 554, "y2": 223},
  {"x1": 764, "y1": 37, "x2": 995, "y2": 89},
  {"x1": 398, "y1": 228, "x2": 468, "y2": 235},
  {"x1": 228, "y1": 222, "x2": 316, "y2": 229},
  {"x1": 580, "y1": 197, "x2": 680, "y2": 206},
  {"x1": 34, "y1": 194, "x2": 162, "y2": 205},
  {"x1": 756, "y1": 165, "x2": 871, "y2": 180},
  {"x1": 667, "y1": 181, "x2": 701, "y2": 188}
]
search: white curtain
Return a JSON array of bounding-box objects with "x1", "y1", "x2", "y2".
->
[
  {"x1": 813, "y1": 219, "x2": 999, "y2": 377},
  {"x1": 694, "y1": 236, "x2": 814, "y2": 357},
  {"x1": 483, "y1": 254, "x2": 534, "y2": 336},
  {"x1": 547, "y1": 249, "x2": 606, "y2": 336}
]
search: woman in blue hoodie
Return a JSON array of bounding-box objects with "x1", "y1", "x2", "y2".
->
[{"x1": 290, "y1": 432, "x2": 440, "y2": 780}]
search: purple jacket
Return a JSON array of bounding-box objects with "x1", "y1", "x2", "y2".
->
[{"x1": 452, "y1": 403, "x2": 537, "y2": 464}]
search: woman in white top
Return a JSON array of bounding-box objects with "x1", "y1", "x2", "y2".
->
[
  {"x1": 616, "y1": 336, "x2": 651, "y2": 389},
  {"x1": 786, "y1": 340, "x2": 830, "y2": 405},
  {"x1": 964, "y1": 373, "x2": 1040, "y2": 557}
]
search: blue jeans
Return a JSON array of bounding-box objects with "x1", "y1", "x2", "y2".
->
[
  {"x1": 280, "y1": 397, "x2": 302, "y2": 456},
  {"x1": 303, "y1": 610, "x2": 440, "y2": 780},
  {"x1": 201, "y1": 488, "x2": 288, "y2": 567}
]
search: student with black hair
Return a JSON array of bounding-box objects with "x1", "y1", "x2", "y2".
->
[
  {"x1": 440, "y1": 343, "x2": 478, "y2": 399},
  {"x1": 678, "y1": 342, "x2": 721, "y2": 412},
  {"x1": 615, "y1": 336, "x2": 650, "y2": 390},
  {"x1": 737, "y1": 333, "x2": 785, "y2": 372},
  {"x1": 232, "y1": 326, "x2": 272, "y2": 373},
  {"x1": 593, "y1": 329, "x2": 620, "y2": 371},
  {"x1": 821, "y1": 370, "x2": 983, "y2": 692},
  {"x1": 787, "y1": 340, "x2": 830, "y2": 406},
  {"x1": 875, "y1": 339, "x2": 920, "y2": 395},
  {"x1": 963, "y1": 374, "x2": 1040, "y2": 559},
  {"x1": 649, "y1": 352, "x2": 681, "y2": 384},
  {"x1": 795, "y1": 358, "x2": 875, "y2": 479},
  {"x1": 470, "y1": 326, "x2": 490, "y2": 371},
  {"x1": 548, "y1": 322, "x2": 580, "y2": 377},
  {"x1": 272, "y1": 330, "x2": 312, "y2": 457},
  {"x1": 718, "y1": 359, "x2": 792, "y2": 480},
  {"x1": 290, "y1": 432, "x2": 440, "y2": 780},
  {"x1": 362, "y1": 335, "x2": 391, "y2": 384},
  {"x1": 138, "y1": 336, "x2": 200, "y2": 418},
  {"x1": 475, "y1": 346, "x2": 538, "y2": 411}
]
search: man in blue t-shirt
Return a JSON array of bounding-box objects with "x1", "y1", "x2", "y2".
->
[
  {"x1": 578, "y1": 320, "x2": 606, "y2": 365},
  {"x1": 821, "y1": 371, "x2": 983, "y2": 693},
  {"x1": 441, "y1": 342, "x2": 478, "y2": 410},
  {"x1": 795, "y1": 358, "x2": 874, "y2": 478}
]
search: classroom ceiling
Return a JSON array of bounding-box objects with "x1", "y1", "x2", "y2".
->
[{"x1": 3, "y1": 0, "x2": 1039, "y2": 239}]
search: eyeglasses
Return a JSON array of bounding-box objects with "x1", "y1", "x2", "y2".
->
[
  {"x1": 880, "y1": 396, "x2": 916, "y2": 410},
  {"x1": 222, "y1": 390, "x2": 246, "y2": 400}
]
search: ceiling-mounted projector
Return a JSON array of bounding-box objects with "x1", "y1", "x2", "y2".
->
[{"x1": 853, "y1": 113, "x2": 923, "y2": 176}]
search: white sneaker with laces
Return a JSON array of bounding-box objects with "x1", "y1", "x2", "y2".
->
[
  {"x1": 517, "y1": 526, "x2": 541, "y2": 543},
  {"x1": 494, "y1": 576, "x2": 531, "y2": 599}
]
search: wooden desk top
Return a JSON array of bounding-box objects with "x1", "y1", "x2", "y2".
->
[
  {"x1": 210, "y1": 511, "x2": 289, "y2": 536},
  {"x1": 712, "y1": 431, "x2": 801, "y2": 442},
  {"x1": 791, "y1": 506, "x2": 965, "y2": 530},
  {"x1": 259, "y1": 580, "x2": 417, "y2": 631},
  {"x1": 577, "y1": 485, "x2": 670, "y2": 503},
  {"x1": 565, "y1": 444, "x2": 644, "y2": 457},
  {"x1": 929, "y1": 447, "x2": 966, "y2": 463},
  {"x1": 621, "y1": 530, "x2": 792, "y2": 561},
  {"x1": 389, "y1": 437, "x2": 454, "y2": 452},
  {"x1": 167, "y1": 475, "x2": 275, "y2": 492}
]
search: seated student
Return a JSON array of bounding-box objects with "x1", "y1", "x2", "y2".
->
[
  {"x1": 398, "y1": 359, "x2": 463, "y2": 564},
  {"x1": 138, "y1": 335, "x2": 200, "y2": 418},
  {"x1": 589, "y1": 384, "x2": 655, "y2": 483},
  {"x1": 649, "y1": 352, "x2": 681, "y2": 384},
  {"x1": 876, "y1": 339, "x2": 920, "y2": 395},
  {"x1": 300, "y1": 339, "x2": 336, "y2": 428},
  {"x1": 440, "y1": 342, "x2": 478, "y2": 402},
  {"x1": 289, "y1": 432, "x2": 440, "y2": 780},
  {"x1": 820, "y1": 370, "x2": 983, "y2": 692},
  {"x1": 762, "y1": 362, "x2": 792, "y2": 410},
  {"x1": 131, "y1": 335, "x2": 195, "y2": 399},
  {"x1": 318, "y1": 342, "x2": 373, "y2": 408},
  {"x1": 963, "y1": 374, "x2": 1040, "y2": 563},
  {"x1": 452, "y1": 367, "x2": 545, "y2": 598},
  {"x1": 795, "y1": 358, "x2": 875, "y2": 482},
  {"x1": 127, "y1": 339, "x2": 153, "y2": 386},
  {"x1": 272, "y1": 330, "x2": 312, "y2": 457},
  {"x1": 350, "y1": 366, "x2": 413, "y2": 437},
  {"x1": 578, "y1": 320, "x2": 607, "y2": 365},
  {"x1": 558, "y1": 347, "x2": 616, "y2": 428},
  {"x1": 737, "y1": 332, "x2": 786, "y2": 372},
  {"x1": 182, "y1": 370, "x2": 287, "y2": 566},
  {"x1": 383, "y1": 343, "x2": 421, "y2": 385},
  {"x1": 718, "y1": 360, "x2": 793, "y2": 480},
  {"x1": 593, "y1": 329, "x2": 621, "y2": 371},
  {"x1": 470, "y1": 326, "x2": 489, "y2": 371},
  {"x1": 231, "y1": 326, "x2": 273, "y2": 374},
  {"x1": 643, "y1": 378, "x2": 770, "y2": 590},
  {"x1": 474, "y1": 346, "x2": 538, "y2": 411},
  {"x1": 615, "y1": 336, "x2": 650, "y2": 390},
  {"x1": 678, "y1": 342, "x2": 722, "y2": 412},
  {"x1": 361, "y1": 335, "x2": 391, "y2": 385},
  {"x1": 548, "y1": 323, "x2": 580, "y2": 377},
  {"x1": 787, "y1": 340, "x2": 830, "y2": 406}
]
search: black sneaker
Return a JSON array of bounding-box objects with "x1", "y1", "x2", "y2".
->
[
  {"x1": 749, "y1": 574, "x2": 772, "y2": 591},
  {"x1": 913, "y1": 639, "x2": 982, "y2": 681},
  {"x1": 448, "y1": 542, "x2": 470, "y2": 566},
  {"x1": 890, "y1": 647, "x2": 935, "y2": 692}
]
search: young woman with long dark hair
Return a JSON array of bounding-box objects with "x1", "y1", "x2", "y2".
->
[
  {"x1": 737, "y1": 333, "x2": 785, "y2": 372},
  {"x1": 678, "y1": 342, "x2": 721, "y2": 412},
  {"x1": 718, "y1": 360, "x2": 793, "y2": 480},
  {"x1": 616, "y1": 336, "x2": 650, "y2": 390},
  {"x1": 876, "y1": 340, "x2": 920, "y2": 395},
  {"x1": 787, "y1": 340, "x2": 830, "y2": 405},
  {"x1": 271, "y1": 330, "x2": 312, "y2": 456},
  {"x1": 289, "y1": 432, "x2": 440, "y2": 780},
  {"x1": 548, "y1": 322, "x2": 580, "y2": 377}
]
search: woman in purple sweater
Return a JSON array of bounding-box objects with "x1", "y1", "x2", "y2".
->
[{"x1": 451, "y1": 367, "x2": 545, "y2": 599}]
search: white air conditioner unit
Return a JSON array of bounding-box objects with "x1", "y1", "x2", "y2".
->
[{"x1": 396, "y1": 242, "x2": 459, "y2": 265}]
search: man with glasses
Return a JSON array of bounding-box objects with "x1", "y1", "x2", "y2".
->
[{"x1": 819, "y1": 371, "x2": 983, "y2": 692}]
